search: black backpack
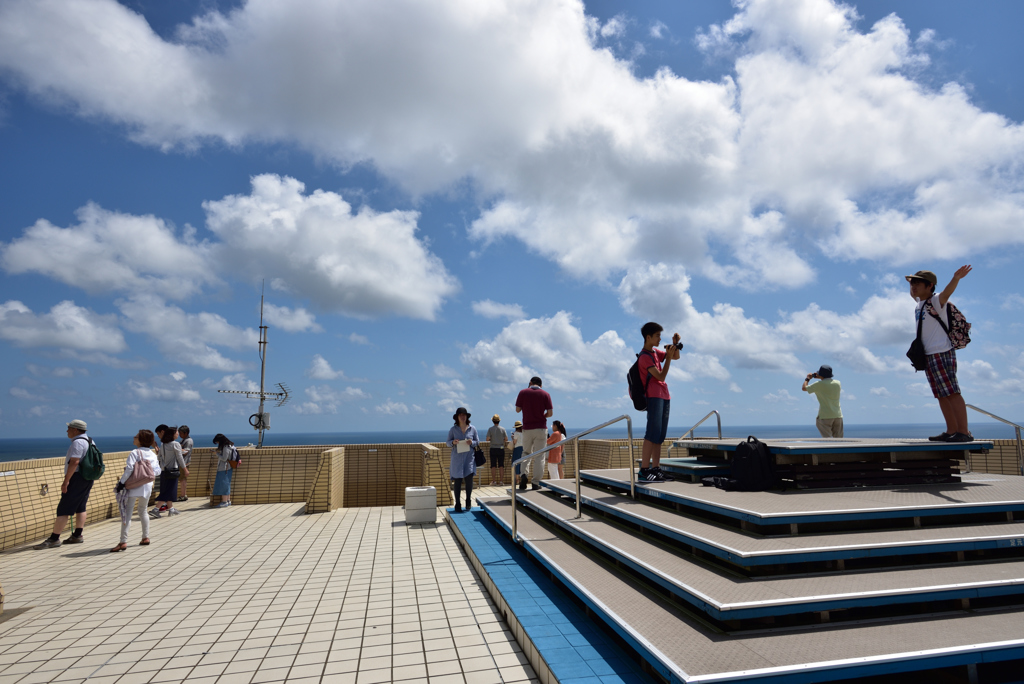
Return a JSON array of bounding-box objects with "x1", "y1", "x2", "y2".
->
[
  {"x1": 627, "y1": 350, "x2": 655, "y2": 411},
  {"x1": 728, "y1": 436, "x2": 777, "y2": 491}
]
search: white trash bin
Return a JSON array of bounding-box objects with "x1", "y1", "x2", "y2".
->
[{"x1": 404, "y1": 486, "x2": 437, "y2": 524}]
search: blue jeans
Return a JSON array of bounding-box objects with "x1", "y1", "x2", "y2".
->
[
  {"x1": 511, "y1": 446, "x2": 523, "y2": 475},
  {"x1": 645, "y1": 397, "x2": 670, "y2": 445}
]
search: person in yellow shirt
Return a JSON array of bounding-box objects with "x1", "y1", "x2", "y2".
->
[{"x1": 802, "y1": 365, "x2": 843, "y2": 438}]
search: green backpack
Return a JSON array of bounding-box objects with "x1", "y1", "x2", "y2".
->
[{"x1": 76, "y1": 437, "x2": 106, "y2": 481}]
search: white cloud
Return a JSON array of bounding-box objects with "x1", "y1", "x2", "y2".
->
[
  {"x1": 763, "y1": 388, "x2": 797, "y2": 403},
  {"x1": 262, "y1": 303, "x2": 322, "y2": 333},
  {"x1": 376, "y1": 399, "x2": 411, "y2": 415},
  {"x1": 870, "y1": 386, "x2": 891, "y2": 397},
  {"x1": 0, "y1": 300, "x2": 126, "y2": 353},
  {"x1": 202, "y1": 175, "x2": 458, "y2": 319},
  {"x1": 0, "y1": 203, "x2": 214, "y2": 300},
  {"x1": 348, "y1": 333, "x2": 370, "y2": 345},
  {"x1": 649, "y1": 20, "x2": 668, "y2": 40},
  {"x1": 118, "y1": 294, "x2": 255, "y2": 371},
  {"x1": 26, "y1": 364, "x2": 81, "y2": 378},
  {"x1": 433, "y1": 364, "x2": 459, "y2": 379},
  {"x1": 170, "y1": 371, "x2": 187, "y2": 381},
  {"x1": 306, "y1": 354, "x2": 348, "y2": 380},
  {"x1": 10, "y1": 387, "x2": 43, "y2": 401},
  {"x1": 431, "y1": 379, "x2": 468, "y2": 413},
  {"x1": 2, "y1": 0, "x2": 1023, "y2": 291},
  {"x1": 1001, "y1": 294, "x2": 1024, "y2": 311},
  {"x1": 471, "y1": 300, "x2": 526, "y2": 321},
  {"x1": 461, "y1": 311, "x2": 630, "y2": 393},
  {"x1": 295, "y1": 384, "x2": 368, "y2": 414},
  {"x1": 127, "y1": 378, "x2": 201, "y2": 402},
  {"x1": 619, "y1": 262, "x2": 916, "y2": 374}
]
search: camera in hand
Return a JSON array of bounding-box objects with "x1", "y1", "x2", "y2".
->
[{"x1": 673, "y1": 342, "x2": 684, "y2": 350}]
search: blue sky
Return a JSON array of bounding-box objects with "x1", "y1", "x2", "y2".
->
[{"x1": 1, "y1": 0, "x2": 1023, "y2": 439}]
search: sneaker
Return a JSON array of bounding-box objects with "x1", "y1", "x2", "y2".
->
[
  {"x1": 947, "y1": 432, "x2": 974, "y2": 443},
  {"x1": 928, "y1": 432, "x2": 951, "y2": 442},
  {"x1": 158, "y1": 505, "x2": 169, "y2": 512},
  {"x1": 216, "y1": 502, "x2": 231, "y2": 508},
  {"x1": 531, "y1": 484, "x2": 540, "y2": 491},
  {"x1": 639, "y1": 468, "x2": 660, "y2": 482},
  {"x1": 177, "y1": 496, "x2": 188, "y2": 502},
  {"x1": 518, "y1": 475, "x2": 528, "y2": 490},
  {"x1": 651, "y1": 467, "x2": 669, "y2": 482},
  {"x1": 63, "y1": 534, "x2": 84, "y2": 544},
  {"x1": 149, "y1": 508, "x2": 163, "y2": 518},
  {"x1": 453, "y1": 504, "x2": 462, "y2": 513},
  {"x1": 34, "y1": 538, "x2": 62, "y2": 549},
  {"x1": 168, "y1": 507, "x2": 180, "y2": 515}
]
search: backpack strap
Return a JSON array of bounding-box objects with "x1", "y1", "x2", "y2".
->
[
  {"x1": 924, "y1": 298, "x2": 951, "y2": 335},
  {"x1": 638, "y1": 349, "x2": 656, "y2": 394}
]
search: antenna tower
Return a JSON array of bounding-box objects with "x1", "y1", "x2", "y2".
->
[{"x1": 218, "y1": 284, "x2": 290, "y2": 447}]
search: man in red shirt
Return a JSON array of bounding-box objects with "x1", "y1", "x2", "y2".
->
[
  {"x1": 515, "y1": 376, "x2": 553, "y2": 490},
  {"x1": 638, "y1": 322, "x2": 681, "y2": 482}
]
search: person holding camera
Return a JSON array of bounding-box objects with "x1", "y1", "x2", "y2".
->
[
  {"x1": 638, "y1": 322, "x2": 681, "y2": 482},
  {"x1": 802, "y1": 365, "x2": 843, "y2": 438}
]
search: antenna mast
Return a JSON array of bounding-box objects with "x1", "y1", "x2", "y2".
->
[{"x1": 218, "y1": 282, "x2": 290, "y2": 447}]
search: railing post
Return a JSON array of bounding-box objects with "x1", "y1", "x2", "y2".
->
[
  {"x1": 627, "y1": 416, "x2": 635, "y2": 500},
  {"x1": 1017, "y1": 427, "x2": 1023, "y2": 477},
  {"x1": 511, "y1": 468, "x2": 518, "y2": 542},
  {"x1": 574, "y1": 438, "x2": 581, "y2": 519}
]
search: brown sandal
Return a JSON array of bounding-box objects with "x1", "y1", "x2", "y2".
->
[
  {"x1": 110, "y1": 543, "x2": 128, "y2": 553},
  {"x1": 139, "y1": 538, "x2": 151, "y2": 546}
]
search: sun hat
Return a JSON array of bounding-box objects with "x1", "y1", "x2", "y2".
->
[
  {"x1": 817, "y1": 365, "x2": 833, "y2": 378},
  {"x1": 492, "y1": 414, "x2": 501, "y2": 423},
  {"x1": 904, "y1": 270, "x2": 937, "y2": 286},
  {"x1": 453, "y1": 407, "x2": 471, "y2": 421},
  {"x1": 514, "y1": 420, "x2": 523, "y2": 428},
  {"x1": 66, "y1": 419, "x2": 88, "y2": 431}
]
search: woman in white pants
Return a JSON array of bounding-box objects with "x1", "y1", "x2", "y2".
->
[{"x1": 111, "y1": 429, "x2": 161, "y2": 552}]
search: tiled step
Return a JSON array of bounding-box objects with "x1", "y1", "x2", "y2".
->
[
  {"x1": 512, "y1": 489, "x2": 1024, "y2": 623},
  {"x1": 542, "y1": 479, "x2": 1024, "y2": 568},
  {"x1": 579, "y1": 469, "x2": 1024, "y2": 530},
  {"x1": 477, "y1": 497, "x2": 1024, "y2": 683}
]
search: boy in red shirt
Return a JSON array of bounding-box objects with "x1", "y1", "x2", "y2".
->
[{"x1": 638, "y1": 322, "x2": 681, "y2": 482}]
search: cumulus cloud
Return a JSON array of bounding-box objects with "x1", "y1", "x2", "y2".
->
[
  {"x1": 763, "y1": 388, "x2": 797, "y2": 403},
  {"x1": 431, "y1": 380, "x2": 468, "y2": 413},
  {"x1": 0, "y1": 203, "x2": 215, "y2": 299},
  {"x1": 0, "y1": 300, "x2": 126, "y2": 353},
  {"x1": 203, "y1": 175, "x2": 458, "y2": 319},
  {"x1": 306, "y1": 354, "x2": 348, "y2": 380},
  {"x1": 294, "y1": 384, "x2": 368, "y2": 414},
  {"x1": 870, "y1": 386, "x2": 891, "y2": 397},
  {"x1": 619, "y1": 262, "x2": 915, "y2": 374},
  {"x1": 348, "y1": 333, "x2": 370, "y2": 345},
  {"x1": 461, "y1": 311, "x2": 630, "y2": 392},
  {"x1": 376, "y1": 399, "x2": 411, "y2": 415},
  {"x1": 262, "y1": 303, "x2": 322, "y2": 333},
  {"x1": 2, "y1": 0, "x2": 1023, "y2": 291},
  {"x1": 472, "y1": 300, "x2": 526, "y2": 321},
  {"x1": 118, "y1": 294, "x2": 255, "y2": 371},
  {"x1": 127, "y1": 376, "x2": 201, "y2": 402}
]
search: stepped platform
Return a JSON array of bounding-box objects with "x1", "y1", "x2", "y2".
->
[
  {"x1": 581, "y1": 469, "x2": 1024, "y2": 533},
  {"x1": 542, "y1": 479, "x2": 1024, "y2": 569},
  {"x1": 456, "y1": 466, "x2": 1024, "y2": 682},
  {"x1": 671, "y1": 437, "x2": 994, "y2": 489}
]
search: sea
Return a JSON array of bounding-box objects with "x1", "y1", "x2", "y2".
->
[{"x1": 1, "y1": 423, "x2": 1019, "y2": 463}]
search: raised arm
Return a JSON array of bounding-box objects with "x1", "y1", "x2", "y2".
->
[{"x1": 939, "y1": 265, "x2": 972, "y2": 308}]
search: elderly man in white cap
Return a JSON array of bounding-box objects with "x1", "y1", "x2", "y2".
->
[{"x1": 34, "y1": 419, "x2": 96, "y2": 549}]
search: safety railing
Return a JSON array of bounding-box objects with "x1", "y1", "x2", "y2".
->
[
  {"x1": 667, "y1": 410, "x2": 721, "y2": 459},
  {"x1": 510, "y1": 414, "x2": 634, "y2": 543},
  {"x1": 966, "y1": 405, "x2": 1024, "y2": 476}
]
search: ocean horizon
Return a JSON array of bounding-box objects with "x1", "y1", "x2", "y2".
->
[{"x1": 1, "y1": 422, "x2": 1019, "y2": 463}]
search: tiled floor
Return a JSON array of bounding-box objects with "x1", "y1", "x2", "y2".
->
[{"x1": 0, "y1": 485, "x2": 535, "y2": 684}]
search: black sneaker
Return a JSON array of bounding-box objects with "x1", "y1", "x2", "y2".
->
[
  {"x1": 518, "y1": 475, "x2": 528, "y2": 490},
  {"x1": 928, "y1": 432, "x2": 951, "y2": 442},
  {"x1": 34, "y1": 538, "x2": 62, "y2": 549},
  {"x1": 531, "y1": 484, "x2": 541, "y2": 491},
  {"x1": 639, "y1": 468, "x2": 659, "y2": 482},
  {"x1": 177, "y1": 496, "x2": 188, "y2": 502},
  {"x1": 651, "y1": 467, "x2": 669, "y2": 482},
  {"x1": 64, "y1": 535, "x2": 84, "y2": 544},
  {"x1": 947, "y1": 432, "x2": 973, "y2": 443}
]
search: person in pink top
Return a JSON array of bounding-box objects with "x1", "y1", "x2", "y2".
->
[
  {"x1": 637, "y1": 322, "x2": 681, "y2": 482},
  {"x1": 546, "y1": 420, "x2": 567, "y2": 480}
]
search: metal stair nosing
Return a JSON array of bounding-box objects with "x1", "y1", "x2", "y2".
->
[
  {"x1": 477, "y1": 498, "x2": 1024, "y2": 684},
  {"x1": 519, "y1": 491, "x2": 1024, "y2": 622},
  {"x1": 545, "y1": 480, "x2": 1024, "y2": 567},
  {"x1": 579, "y1": 470, "x2": 1024, "y2": 526}
]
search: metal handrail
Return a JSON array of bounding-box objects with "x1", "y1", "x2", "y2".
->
[
  {"x1": 966, "y1": 405, "x2": 1024, "y2": 476},
  {"x1": 667, "y1": 410, "x2": 721, "y2": 460},
  {"x1": 510, "y1": 414, "x2": 634, "y2": 543}
]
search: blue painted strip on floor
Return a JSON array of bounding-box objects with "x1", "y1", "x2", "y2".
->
[{"x1": 448, "y1": 508, "x2": 655, "y2": 684}]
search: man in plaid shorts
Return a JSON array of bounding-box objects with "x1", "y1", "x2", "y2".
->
[{"x1": 906, "y1": 265, "x2": 973, "y2": 442}]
